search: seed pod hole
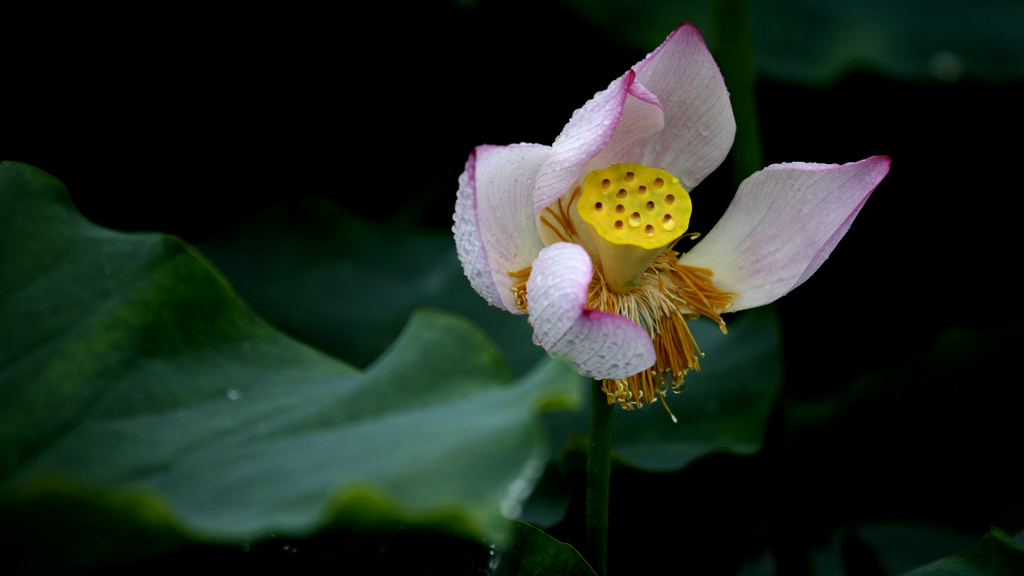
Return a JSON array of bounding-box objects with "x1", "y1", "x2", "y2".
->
[
  {"x1": 614, "y1": 220, "x2": 624, "y2": 230},
  {"x1": 629, "y1": 212, "x2": 641, "y2": 227},
  {"x1": 601, "y1": 179, "x2": 611, "y2": 189},
  {"x1": 637, "y1": 185, "x2": 647, "y2": 194},
  {"x1": 615, "y1": 204, "x2": 625, "y2": 214},
  {"x1": 645, "y1": 201, "x2": 655, "y2": 211},
  {"x1": 594, "y1": 202, "x2": 603, "y2": 211},
  {"x1": 645, "y1": 224, "x2": 655, "y2": 235},
  {"x1": 665, "y1": 194, "x2": 675, "y2": 205},
  {"x1": 653, "y1": 178, "x2": 664, "y2": 188},
  {"x1": 624, "y1": 172, "x2": 635, "y2": 182},
  {"x1": 616, "y1": 189, "x2": 627, "y2": 198}
]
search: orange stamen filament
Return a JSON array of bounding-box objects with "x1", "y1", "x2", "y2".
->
[
  {"x1": 589, "y1": 248, "x2": 734, "y2": 414},
  {"x1": 540, "y1": 216, "x2": 569, "y2": 243}
]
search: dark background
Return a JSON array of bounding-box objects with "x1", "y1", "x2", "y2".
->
[{"x1": 4, "y1": 1, "x2": 1022, "y2": 574}]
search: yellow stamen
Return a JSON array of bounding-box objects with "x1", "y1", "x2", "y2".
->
[
  {"x1": 656, "y1": 389, "x2": 678, "y2": 423},
  {"x1": 509, "y1": 267, "x2": 532, "y2": 313},
  {"x1": 537, "y1": 186, "x2": 583, "y2": 247}
]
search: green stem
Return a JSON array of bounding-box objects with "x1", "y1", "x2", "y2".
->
[
  {"x1": 585, "y1": 382, "x2": 613, "y2": 576},
  {"x1": 710, "y1": 0, "x2": 764, "y2": 186}
]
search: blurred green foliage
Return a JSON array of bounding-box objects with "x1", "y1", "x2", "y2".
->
[{"x1": 557, "y1": 0, "x2": 1024, "y2": 85}]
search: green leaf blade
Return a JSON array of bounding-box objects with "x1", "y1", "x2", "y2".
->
[{"x1": 0, "y1": 161, "x2": 585, "y2": 572}]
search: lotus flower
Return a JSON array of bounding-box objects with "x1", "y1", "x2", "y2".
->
[{"x1": 453, "y1": 24, "x2": 889, "y2": 416}]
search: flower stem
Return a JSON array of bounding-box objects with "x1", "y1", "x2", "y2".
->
[
  {"x1": 585, "y1": 382, "x2": 613, "y2": 576},
  {"x1": 710, "y1": 0, "x2": 764, "y2": 185}
]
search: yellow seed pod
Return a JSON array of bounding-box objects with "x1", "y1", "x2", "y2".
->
[{"x1": 576, "y1": 163, "x2": 691, "y2": 250}]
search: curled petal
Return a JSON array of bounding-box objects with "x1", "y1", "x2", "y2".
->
[
  {"x1": 527, "y1": 242, "x2": 655, "y2": 379},
  {"x1": 581, "y1": 79, "x2": 665, "y2": 178},
  {"x1": 533, "y1": 72, "x2": 665, "y2": 214},
  {"x1": 680, "y1": 156, "x2": 891, "y2": 311},
  {"x1": 631, "y1": 23, "x2": 735, "y2": 192},
  {"x1": 454, "y1": 144, "x2": 551, "y2": 313}
]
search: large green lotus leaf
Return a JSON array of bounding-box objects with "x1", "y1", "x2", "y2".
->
[
  {"x1": 516, "y1": 460, "x2": 571, "y2": 529},
  {"x1": 545, "y1": 305, "x2": 783, "y2": 472},
  {"x1": 195, "y1": 198, "x2": 544, "y2": 376},
  {"x1": 557, "y1": 0, "x2": 1024, "y2": 85},
  {"x1": 0, "y1": 162, "x2": 585, "y2": 573},
  {"x1": 902, "y1": 529, "x2": 1024, "y2": 576}
]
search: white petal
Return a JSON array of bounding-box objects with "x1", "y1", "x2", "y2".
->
[
  {"x1": 680, "y1": 156, "x2": 891, "y2": 310},
  {"x1": 453, "y1": 144, "x2": 551, "y2": 313},
  {"x1": 631, "y1": 23, "x2": 735, "y2": 192}
]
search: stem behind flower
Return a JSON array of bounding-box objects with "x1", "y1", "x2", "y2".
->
[{"x1": 586, "y1": 381, "x2": 614, "y2": 576}]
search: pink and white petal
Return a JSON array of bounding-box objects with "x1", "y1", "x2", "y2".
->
[
  {"x1": 581, "y1": 79, "x2": 665, "y2": 177},
  {"x1": 556, "y1": 309, "x2": 659, "y2": 380},
  {"x1": 533, "y1": 71, "x2": 665, "y2": 214},
  {"x1": 631, "y1": 24, "x2": 735, "y2": 192},
  {"x1": 527, "y1": 242, "x2": 655, "y2": 379},
  {"x1": 679, "y1": 156, "x2": 891, "y2": 311},
  {"x1": 453, "y1": 144, "x2": 551, "y2": 314}
]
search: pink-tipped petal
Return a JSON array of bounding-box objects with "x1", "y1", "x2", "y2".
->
[
  {"x1": 527, "y1": 242, "x2": 655, "y2": 379},
  {"x1": 680, "y1": 156, "x2": 891, "y2": 311},
  {"x1": 533, "y1": 71, "x2": 665, "y2": 213},
  {"x1": 631, "y1": 23, "x2": 735, "y2": 192},
  {"x1": 454, "y1": 144, "x2": 551, "y2": 313},
  {"x1": 582, "y1": 80, "x2": 665, "y2": 177}
]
